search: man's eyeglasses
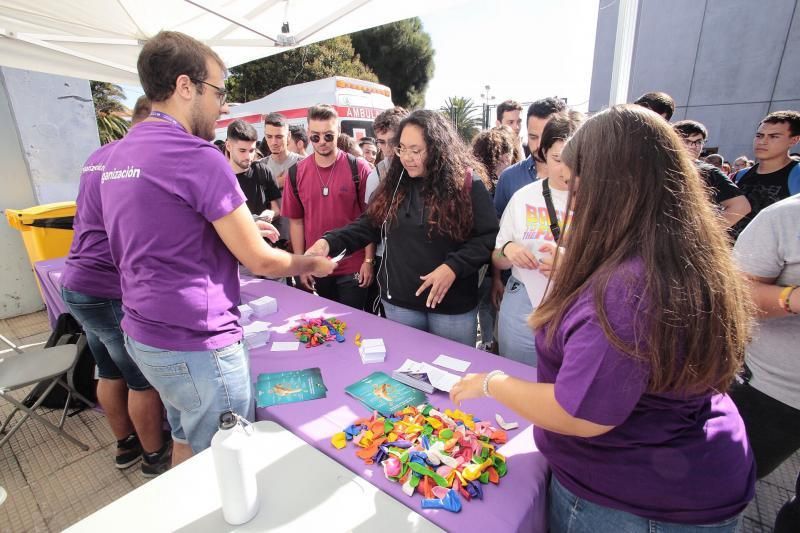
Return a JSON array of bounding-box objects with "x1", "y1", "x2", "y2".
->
[
  {"x1": 310, "y1": 133, "x2": 335, "y2": 143},
  {"x1": 684, "y1": 139, "x2": 705, "y2": 148},
  {"x1": 191, "y1": 78, "x2": 227, "y2": 106},
  {"x1": 394, "y1": 146, "x2": 426, "y2": 160}
]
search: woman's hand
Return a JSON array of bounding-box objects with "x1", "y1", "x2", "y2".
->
[
  {"x1": 449, "y1": 373, "x2": 487, "y2": 406},
  {"x1": 491, "y1": 275, "x2": 505, "y2": 310},
  {"x1": 358, "y1": 261, "x2": 374, "y2": 288},
  {"x1": 416, "y1": 264, "x2": 457, "y2": 309},
  {"x1": 536, "y1": 242, "x2": 560, "y2": 277},
  {"x1": 503, "y1": 242, "x2": 539, "y2": 270},
  {"x1": 256, "y1": 220, "x2": 280, "y2": 243},
  {"x1": 304, "y1": 238, "x2": 330, "y2": 257}
]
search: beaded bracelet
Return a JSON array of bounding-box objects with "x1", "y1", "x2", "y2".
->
[{"x1": 483, "y1": 370, "x2": 506, "y2": 398}]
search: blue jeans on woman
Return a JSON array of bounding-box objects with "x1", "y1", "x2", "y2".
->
[
  {"x1": 382, "y1": 300, "x2": 477, "y2": 346},
  {"x1": 549, "y1": 475, "x2": 742, "y2": 533},
  {"x1": 497, "y1": 275, "x2": 537, "y2": 366}
]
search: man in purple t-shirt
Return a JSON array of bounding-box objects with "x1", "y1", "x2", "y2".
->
[
  {"x1": 282, "y1": 104, "x2": 374, "y2": 310},
  {"x1": 100, "y1": 31, "x2": 335, "y2": 463}
]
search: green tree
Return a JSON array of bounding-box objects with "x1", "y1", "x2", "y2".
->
[
  {"x1": 226, "y1": 35, "x2": 377, "y2": 102},
  {"x1": 90, "y1": 81, "x2": 129, "y2": 144},
  {"x1": 350, "y1": 18, "x2": 434, "y2": 109},
  {"x1": 440, "y1": 96, "x2": 481, "y2": 143}
]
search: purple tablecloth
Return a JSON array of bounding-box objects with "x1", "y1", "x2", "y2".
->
[
  {"x1": 242, "y1": 278, "x2": 548, "y2": 533},
  {"x1": 33, "y1": 258, "x2": 549, "y2": 531},
  {"x1": 34, "y1": 257, "x2": 69, "y2": 329}
]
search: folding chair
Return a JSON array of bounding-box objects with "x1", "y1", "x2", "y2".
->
[{"x1": 0, "y1": 333, "x2": 95, "y2": 450}]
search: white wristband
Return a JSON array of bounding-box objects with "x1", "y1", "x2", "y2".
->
[{"x1": 483, "y1": 370, "x2": 506, "y2": 398}]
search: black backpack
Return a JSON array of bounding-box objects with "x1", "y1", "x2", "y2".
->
[{"x1": 22, "y1": 313, "x2": 97, "y2": 410}]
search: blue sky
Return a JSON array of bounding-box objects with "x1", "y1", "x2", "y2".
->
[{"x1": 122, "y1": 0, "x2": 599, "y2": 112}]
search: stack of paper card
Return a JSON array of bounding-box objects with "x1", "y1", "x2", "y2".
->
[
  {"x1": 359, "y1": 338, "x2": 386, "y2": 364},
  {"x1": 392, "y1": 358, "x2": 461, "y2": 393},
  {"x1": 243, "y1": 321, "x2": 271, "y2": 348},
  {"x1": 249, "y1": 295, "x2": 278, "y2": 318},
  {"x1": 237, "y1": 303, "x2": 254, "y2": 324}
]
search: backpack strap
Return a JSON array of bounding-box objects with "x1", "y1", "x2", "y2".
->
[
  {"x1": 290, "y1": 155, "x2": 362, "y2": 211},
  {"x1": 733, "y1": 168, "x2": 749, "y2": 184},
  {"x1": 288, "y1": 163, "x2": 301, "y2": 210},
  {"x1": 788, "y1": 161, "x2": 800, "y2": 196},
  {"x1": 347, "y1": 153, "x2": 361, "y2": 196},
  {"x1": 542, "y1": 178, "x2": 561, "y2": 243}
]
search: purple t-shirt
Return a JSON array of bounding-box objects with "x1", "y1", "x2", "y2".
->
[
  {"x1": 100, "y1": 122, "x2": 246, "y2": 351},
  {"x1": 534, "y1": 259, "x2": 755, "y2": 524},
  {"x1": 62, "y1": 141, "x2": 122, "y2": 300}
]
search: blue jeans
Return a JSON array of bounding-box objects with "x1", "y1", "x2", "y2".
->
[
  {"x1": 61, "y1": 287, "x2": 151, "y2": 390},
  {"x1": 476, "y1": 270, "x2": 496, "y2": 345},
  {"x1": 497, "y1": 275, "x2": 537, "y2": 366},
  {"x1": 549, "y1": 475, "x2": 741, "y2": 533},
  {"x1": 124, "y1": 336, "x2": 254, "y2": 453},
  {"x1": 382, "y1": 300, "x2": 477, "y2": 346}
]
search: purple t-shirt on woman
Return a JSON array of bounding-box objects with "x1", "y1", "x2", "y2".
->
[
  {"x1": 62, "y1": 141, "x2": 122, "y2": 300},
  {"x1": 100, "y1": 121, "x2": 246, "y2": 351},
  {"x1": 534, "y1": 258, "x2": 755, "y2": 524}
]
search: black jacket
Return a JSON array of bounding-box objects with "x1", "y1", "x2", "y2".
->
[{"x1": 324, "y1": 174, "x2": 499, "y2": 314}]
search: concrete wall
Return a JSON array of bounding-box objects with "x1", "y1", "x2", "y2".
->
[
  {"x1": 590, "y1": 0, "x2": 800, "y2": 160},
  {"x1": 0, "y1": 67, "x2": 99, "y2": 318}
]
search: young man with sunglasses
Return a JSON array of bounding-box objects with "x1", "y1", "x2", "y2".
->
[{"x1": 282, "y1": 104, "x2": 375, "y2": 310}]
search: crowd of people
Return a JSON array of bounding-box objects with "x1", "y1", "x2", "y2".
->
[{"x1": 59, "y1": 29, "x2": 799, "y2": 532}]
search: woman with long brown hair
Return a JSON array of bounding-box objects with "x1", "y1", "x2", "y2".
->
[
  {"x1": 450, "y1": 105, "x2": 755, "y2": 531},
  {"x1": 305, "y1": 110, "x2": 498, "y2": 345}
]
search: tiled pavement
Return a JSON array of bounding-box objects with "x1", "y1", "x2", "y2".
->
[{"x1": 0, "y1": 310, "x2": 796, "y2": 532}]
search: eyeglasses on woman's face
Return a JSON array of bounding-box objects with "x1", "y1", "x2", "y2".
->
[{"x1": 394, "y1": 146, "x2": 426, "y2": 161}]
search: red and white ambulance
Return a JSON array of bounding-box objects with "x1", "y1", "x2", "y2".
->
[{"x1": 214, "y1": 76, "x2": 394, "y2": 142}]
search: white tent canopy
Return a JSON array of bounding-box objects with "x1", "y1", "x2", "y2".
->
[{"x1": 0, "y1": 0, "x2": 460, "y2": 85}]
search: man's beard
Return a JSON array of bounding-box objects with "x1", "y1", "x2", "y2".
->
[
  {"x1": 234, "y1": 159, "x2": 251, "y2": 172},
  {"x1": 190, "y1": 100, "x2": 216, "y2": 141}
]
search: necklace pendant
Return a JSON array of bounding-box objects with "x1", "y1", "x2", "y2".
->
[{"x1": 322, "y1": 186, "x2": 329, "y2": 197}]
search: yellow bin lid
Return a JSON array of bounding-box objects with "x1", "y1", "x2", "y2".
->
[{"x1": 6, "y1": 201, "x2": 77, "y2": 230}]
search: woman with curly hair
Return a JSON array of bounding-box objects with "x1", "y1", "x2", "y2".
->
[
  {"x1": 472, "y1": 127, "x2": 520, "y2": 195},
  {"x1": 305, "y1": 110, "x2": 499, "y2": 345},
  {"x1": 471, "y1": 126, "x2": 518, "y2": 351}
]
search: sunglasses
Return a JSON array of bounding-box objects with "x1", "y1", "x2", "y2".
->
[{"x1": 309, "y1": 133, "x2": 335, "y2": 143}]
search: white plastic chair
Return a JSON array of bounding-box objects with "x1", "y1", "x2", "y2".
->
[{"x1": 0, "y1": 333, "x2": 94, "y2": 450}]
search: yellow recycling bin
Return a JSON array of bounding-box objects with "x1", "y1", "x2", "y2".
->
[{"x1": 6, "y1": 201, "x2": 77, "y2": 268}]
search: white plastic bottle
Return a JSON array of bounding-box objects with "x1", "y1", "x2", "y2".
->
[{"x1": 211, "y1": 411, "x2": 259, "y2": 525}]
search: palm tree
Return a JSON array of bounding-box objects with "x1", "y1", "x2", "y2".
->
[
  {"x1": 90, "y1": 81, "x2": 129, "y2": 144},
  {"x1": 440, "y1": 96, "x2": 481, "y2": 143}
]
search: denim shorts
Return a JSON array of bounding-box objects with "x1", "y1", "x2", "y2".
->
[
  {"x1": 382, "y1": 300, "x2": 477, "y2": 346},
  {"x1": 61, "y1": 287, "x2": 151, "y2": 391},
  {"x1": 497, "y1": 275, "x2": 537, "y2": 366},
  {"x1": 124, "y1": 336, "x2": 254, "y2": 453},
  {"x1": 549, "y1": 475, "x2": 742, "y2": 533}
]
